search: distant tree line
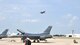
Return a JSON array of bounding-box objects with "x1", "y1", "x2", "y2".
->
[{"x1": 53, "y1": 34, "x2": 66, "y2": 37}]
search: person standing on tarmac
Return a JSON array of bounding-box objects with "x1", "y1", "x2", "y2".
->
[{"x1": 25, "y1": 38, "x2": 31, "y2": 45}]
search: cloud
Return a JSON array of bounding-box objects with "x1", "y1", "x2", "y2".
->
[
  {"x1": 0, "y1": 0, "x2": 3, "y2": 2},
  {"x1": 0, "y1": 5, "x2": 32, "y2": 17},
  {"x1": 0, "y1": 6, "x2": 20, "y2": 13},
  {"x1": 69, "y1": 15, "x2": 78, "y2": 23},
  {"x1": 26, "y1": 0, "x2": 41, "y2": 4},
  {"x1": 21, "y1": 19, "x2": 39, "y2": 23},
  {"x1": 12, "y1": 6, "x2": 20, "y2": 10},
  {"x1": 68, "y1": 15, "x2": 79, "y2": 27},
  {"x1": 62, "y1": 14, "x2": 79, "y2": 27},
  {"x1": 0, "y1": 16, "x2": 6, "y2": 21},
  {"x1": 55, "y1": 13, "x2": 79, "y2": 28},
  {"x1": 6, "y1": 6, "x2": 21, "y2": 13}
]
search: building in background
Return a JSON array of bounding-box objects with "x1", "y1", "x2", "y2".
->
[{"x1": 65, "y1": 34, "x2": 80, "y2": 37}]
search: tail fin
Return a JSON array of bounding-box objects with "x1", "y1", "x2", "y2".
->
[
  {"x1": 43, "y1": 26, "x2": 52, "y2": 34},
  {"x1": 1, "y1": 29, "x2": 8, "y2": 35},
  {"x1": 17, "y1": 29, "x2": 25, "y2": 35}
]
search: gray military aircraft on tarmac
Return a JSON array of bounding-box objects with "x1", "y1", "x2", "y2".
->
[
  {"x1": 0, "y1": 29, "x2": 8, "y2": 39},
  {"x1": 17, "y1": 26, "x2": 52, "y2": 43}
]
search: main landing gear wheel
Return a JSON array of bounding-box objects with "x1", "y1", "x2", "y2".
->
[
  {"x1": 37, "y1": 40, "x2": 40, "y2": 43},
  {"x1": 33, "y1": 40, "x2": 36, "y2": 42}
]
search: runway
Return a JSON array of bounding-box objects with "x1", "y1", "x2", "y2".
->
[{"x1": 0, "y1": 38, "x2": 80, "y2": 45}]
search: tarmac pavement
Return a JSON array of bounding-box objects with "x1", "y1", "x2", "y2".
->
[{"x1": 0, "y1": 38, "x2": 80, "y2": 45}]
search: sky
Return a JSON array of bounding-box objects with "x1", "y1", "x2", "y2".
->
[{"x1": 0, "y1": 0, "x2": 80, "y2": 34}]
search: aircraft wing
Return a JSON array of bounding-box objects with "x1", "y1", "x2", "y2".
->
[{"x1": 7, "y1": 35, "x2": 27, "y2": 38}]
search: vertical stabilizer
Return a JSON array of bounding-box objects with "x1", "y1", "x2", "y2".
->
[
  {"x1": 1, "y1": 29, "x2": 8, "y2": 35},
  {"x1": 43, "y1": 26, "x2": 52, "y2": 34}
]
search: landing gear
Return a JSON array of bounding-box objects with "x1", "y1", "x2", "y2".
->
[
  {"x1": 44, "y1": 40, "x2": 47, "y2": 42},
  {"x1": 37, "y1": 40, "x2": 40, "y2": 43},
  {"x1": 33, "y1": 40, "x2": 36, "y2": 42},
  {"x1": 0, "y1": 38, "x2": 2, "y2": 39},
  {"x1": 33, "y1": 40, "x2": 40, "y2": 43}
]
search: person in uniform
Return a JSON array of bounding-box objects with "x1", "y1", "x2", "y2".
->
[{"x1": 25, "y1": 38, "x2": 31, "y2": 45}]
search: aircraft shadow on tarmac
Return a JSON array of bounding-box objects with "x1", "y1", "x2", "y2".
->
[
  {"x1": 0, "y1": 39, "x2": 7, "y2": 41},
  {"x1": 31, "y1": 42, "x2": 54, "y2": 43}
]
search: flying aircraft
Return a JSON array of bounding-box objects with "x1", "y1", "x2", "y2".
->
[
  {"x1": 0, "y1": 29, "x2": 8, "y2": 39},
  {"x1": 17, "y1": 26, "x2": 52, "y2": 43},
  {"x1": 40, "y1": 11, "x2": 45, "y2": 14}
]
